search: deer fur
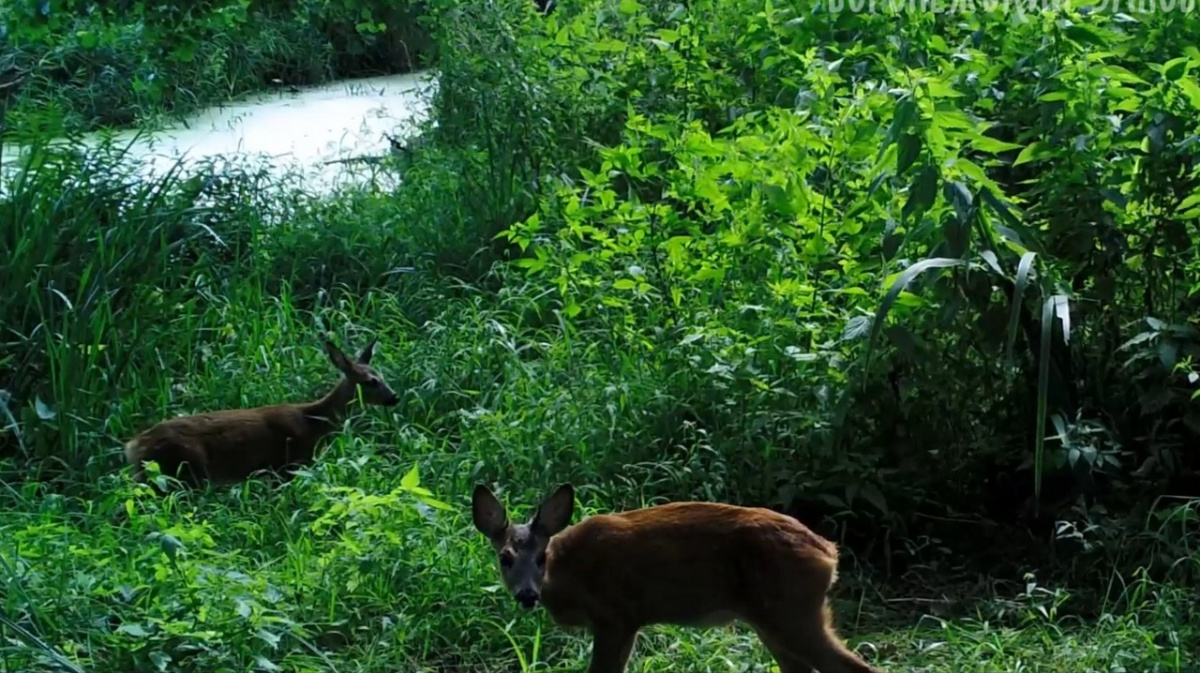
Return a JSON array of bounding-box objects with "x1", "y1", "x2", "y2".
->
[
  {"x1": 124, "y1": 338, "x2": 398, "y2": 487},
  {"x1": 471, "y1": 483, "x2": 886, "y2": 673}
]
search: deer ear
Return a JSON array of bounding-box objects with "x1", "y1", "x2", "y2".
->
[
  {"x1": 324, "y1": 340, "x2": 352, "y2": 372},
  {"x1": 532, "y1": 483, "x2": 574, "y2": 537},
  {"x1": 472, "y1": 485, "x2": 509, "y2": 541},
  {"x1": 357, "y1": 338, "x2": 377, "y2": 365}
]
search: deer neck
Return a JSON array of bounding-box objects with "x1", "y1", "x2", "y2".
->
[{"x1": 302, "y1": 378, "x2": 358, "y2": 431}]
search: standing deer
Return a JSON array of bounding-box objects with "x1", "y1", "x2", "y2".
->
[
  {"x1": 124, "y1": 338, "x2": 398, "y2": 487},
  {"x1": 471, "y1": 483, "x2": 886, "y2": 673}
]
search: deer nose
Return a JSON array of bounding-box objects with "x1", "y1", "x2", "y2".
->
[
  {"x1": 515, "y1": 589, "x2": 539, "y2": 609},
  {"x1": 383, "y1": 394, "x2": 399, "y2": 406}
]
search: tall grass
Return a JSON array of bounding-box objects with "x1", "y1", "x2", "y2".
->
[{"x1": 3, "y1": 0, "x2": 1200, "y2": 670}]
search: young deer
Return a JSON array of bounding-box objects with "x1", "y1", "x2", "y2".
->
[
  {"x1": 471, "y1": 483, "x2": 885, "y2": 673},
  {"x1": 124, "y1": 338, "x2": 399, "y2": 487}
]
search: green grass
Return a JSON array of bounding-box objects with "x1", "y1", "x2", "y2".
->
[
  {"x1": 0, "y1": 295, "x2": 1195, "y2": 671},
  {"x1": 0, "y1": 204, "x2": 1195, "y2": 668},
  {"x1": 4, "y1": 0, "x2": 1200, "y2": 670}
]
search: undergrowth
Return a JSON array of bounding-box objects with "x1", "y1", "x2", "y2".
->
[{"x1": 3, "y1": 0, "x2": 1200, "y2": 670}]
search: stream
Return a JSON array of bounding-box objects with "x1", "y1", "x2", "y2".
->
[{"x1": 2, "y1": 71, "x2": 435, "y2": 195}]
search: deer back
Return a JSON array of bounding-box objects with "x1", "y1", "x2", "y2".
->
[
  {"x1": 127, "y1": 403, "x2": 331, "y2": 483},
  {"x1": 541, "y1": 502, "x2": 839, "y2": 629},
  {"x1": 472, "y1": 484, "x2": 885, "y2": 673},
  {"x1": 125, "y1": 337, "x2": 399, "y2": 485},
  {"x1": 472, "y1": 483, "x2": 840, "y2": 632}
]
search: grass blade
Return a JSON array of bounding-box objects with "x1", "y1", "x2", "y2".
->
[
  {"x1": 862, "y1": 256, "x2": 967, "y2": 379},
  {"x1": 1005, "y1": 251, "x2": 1037, "y2": 372},
  {"x1": 1034, "y1": 293, "x2": 1070, "y2": 515}
]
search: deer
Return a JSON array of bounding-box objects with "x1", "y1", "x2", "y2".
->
[
  {"x1": 471, "y1": 483, "x2": 886, "y2": 673},
  {"x1": 124, "y1": 338, "x2": 399, "y2": 487}
]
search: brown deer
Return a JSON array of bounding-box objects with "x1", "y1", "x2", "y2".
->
[
  {"x1": 124, "y1": 338, "x2": 399, "y2": 487},
  {"x1": 471, "y1": 483, "x2": 886, "y2": 673}
]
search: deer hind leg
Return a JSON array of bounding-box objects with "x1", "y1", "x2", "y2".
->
[
  {"x1": 584, "y1": 625, "x2": 637, "y2": 673},
  {"x1": 777, "y1": 600, "x2": 883, "y2": 673},
  {"x1": 751, "y1": 624, "x2": 815, "y2": 673},
  {"x1": 152, "y1": 442, "x2": 211, "y2": 488},
  {"x1": 753, "y1": 556, "x2": 883, "y2": 673}
]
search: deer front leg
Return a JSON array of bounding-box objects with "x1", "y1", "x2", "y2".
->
[{"x1": 584, "y1": 625, "x2": 637, "y2": 673}]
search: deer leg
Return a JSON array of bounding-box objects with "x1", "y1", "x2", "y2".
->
[
  {"x1": 778, "y1": 601, "x2": 883, "y2": 673},
  {"x1": 171, "y1": 443, "x2": 211, "y2": 487},
  {"x1": 584, "y1": 625, "x2": 637, "y2": 673},
  {"x1": 751, "y1": 625, "x2": 815, "y2": 673},
  {"x1": 145, "y1": 442, "x2": 209, "y2": 490}
]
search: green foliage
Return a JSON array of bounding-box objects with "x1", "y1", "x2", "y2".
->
[
  {"x1": 490, "y1": 0, "x2": 1200, "y2": 541},
  {"x1": 2, "y1": 0, "x2": 1200, "y2": 670},
  {"x1": 1, "y1": 0, "x2": 432, "y2": 133}
]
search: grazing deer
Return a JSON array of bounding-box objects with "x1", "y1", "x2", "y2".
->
[
  {"x1": 124, "y1": 338, "x2": 399, "y2": 487},
  {"x1": 471, "y1": 483, "x2": 885, "y2": 673}
]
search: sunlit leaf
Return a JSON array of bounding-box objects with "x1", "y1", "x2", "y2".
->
[
  {"x1": 1161, "y1": 56, "x2": 1190, "y2": 82},
  {"x1": 1013, "y1": 140, "x2": 1052, "y2": 166},
  {"x1": 401, "y1": 463, "x2": 420, "y2": 490},
  {"x1": 971, "y1": 136, "x2": 1023, "y2": 153}
]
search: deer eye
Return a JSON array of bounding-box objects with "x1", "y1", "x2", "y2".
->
[
  {"x1": 500, "y1": 552, "x2": 514, "y2": 568},
  {"x1": 536, "y1": 551, "x2": 547, "y2": 567}
]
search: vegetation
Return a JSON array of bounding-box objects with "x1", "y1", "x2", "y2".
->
[
  {"x1": 0, "y1": 0, "x2": 432, "y2": 133},
  {"x1": 2, "y1": 0, "x2": 1200, "y2": 670}
]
